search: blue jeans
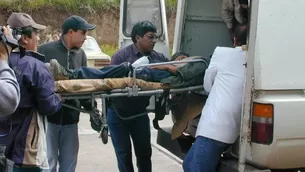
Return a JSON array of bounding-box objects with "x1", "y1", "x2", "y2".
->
[
  {"x1": 183, "y1": 136, "x2": 230, "y2": 172},
  {"x1": 71, "y1": 63, "x2": 171, "y2": 82},
  {"x1": 107, "y1": 107, "x2": 152, "y2": 172},
  {"x1": 71, "y1": 62, "x2": 130, "y2": 79},
  {"x1": 136, "y1": 68, "x2": 171, "y2": 82},
  {"x1": 44, "y1": 123, "x2": 79, "y2": 172}
]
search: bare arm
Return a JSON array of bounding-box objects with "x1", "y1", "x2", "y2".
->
[{"x1": 151, "y1": 65, "x2": 178, "y2": 75}]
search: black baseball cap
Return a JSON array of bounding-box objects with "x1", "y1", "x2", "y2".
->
[{"x1": 62, "y1": 15, "x2": 96, "y2": 34}]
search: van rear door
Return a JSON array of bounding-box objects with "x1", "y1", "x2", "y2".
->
[
  {"x1": 173, "y1": 0, "x2": 232, "y2": 56},
  {"x1": 119, "y1": 0, "x2": 170, "y2": 58}
]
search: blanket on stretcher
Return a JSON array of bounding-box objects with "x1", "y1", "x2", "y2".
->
[{"x1": 55, "y1": 78, "x2": 168, "y2": 93}]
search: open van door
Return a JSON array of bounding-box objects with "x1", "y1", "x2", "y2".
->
[
  {"x1": 119, "y1": 0, "x2": 170, "y2": 58},
  {"x1": 173, "y1": 0, "x2": 233, "y2": 56},
  {"x1": 119, "y1": 0, "x2": 170, "y2": 111}
]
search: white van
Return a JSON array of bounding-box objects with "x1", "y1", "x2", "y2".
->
[{"x1": 120, "y1": 0, "x2": 305, "y2": 171}]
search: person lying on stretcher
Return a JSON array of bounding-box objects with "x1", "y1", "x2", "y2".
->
[{"x1": 46, "y1": 52, "x2": 190, "y2": 81}]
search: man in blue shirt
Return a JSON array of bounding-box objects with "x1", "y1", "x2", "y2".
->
[{"x1": 109, "y1": 21, "x2": 167, "y2": 172}]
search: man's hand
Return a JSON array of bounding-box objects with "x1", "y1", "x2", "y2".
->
[
  {"x1": 2, "y1": 26, "x2": 12, "y2": 36},
  {"x1": 0, "y1": 26, "x2": 13, "y2": 60}
]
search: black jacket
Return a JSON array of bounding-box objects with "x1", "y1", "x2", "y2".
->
[{"x1": 38, "y1": 38, "x2": 90, "y2": 125}]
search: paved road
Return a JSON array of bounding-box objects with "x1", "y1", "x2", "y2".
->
[{"x1": 76, "y1": 110, "x2": 183, "y2": 172}]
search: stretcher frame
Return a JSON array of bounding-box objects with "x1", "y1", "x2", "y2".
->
[{"x1": 59, "y1": 59, "x2": 208, "y2": 144}]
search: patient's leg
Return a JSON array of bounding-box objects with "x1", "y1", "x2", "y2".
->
[
  {"x1": 71, "y1": 63, "x2": 131, "y2": 79},
  {"x1": 135, "y1": 67, "x2": 173, "y2": 82},
  {"x1": 46, "y1": 59, "x2": 172, "y2": 82},
  {"x1": 46, "y1": 59, "x2": 131, "y2": 80},
  {"x1": 45, "y1": 59, "x2": 72, "y2": 81}
]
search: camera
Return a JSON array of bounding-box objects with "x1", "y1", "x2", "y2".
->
[{"x1": 0, "y1": 26, "x2": 20, "y2": 49}]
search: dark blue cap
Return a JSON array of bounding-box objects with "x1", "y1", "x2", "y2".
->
[{"x1": 62, "y1": 15, "x2": 96, "y2": 34}]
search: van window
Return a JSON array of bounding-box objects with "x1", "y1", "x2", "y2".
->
[{"x1": 123, "y1": 0, "x2": 163, "y2": 37}]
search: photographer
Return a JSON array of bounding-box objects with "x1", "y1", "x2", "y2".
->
[
  {"x1": 0, "y1": 26, "x2": 20, "y2": 117},
  {"x1": 0, "y1": 13, "x2": 62, "y2": 172}
]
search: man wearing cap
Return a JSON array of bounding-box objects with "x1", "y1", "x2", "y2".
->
[
  {"x1": 0, "y1": 26, "x2": 20, "y2": 117},
  {"x1": 0, "y1": 12, "x2": 62, "y2": 172},
  {"x1": 38, "y1": 15, "x2": 96, "y2": 172}
]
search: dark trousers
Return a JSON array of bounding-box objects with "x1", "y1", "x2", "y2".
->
[
  {"x1": 71, "y1": 62, "x2": 171, "y2": 82},
  {"x1": 106, "y1": 107, "x2": 152, "y2": 172}
]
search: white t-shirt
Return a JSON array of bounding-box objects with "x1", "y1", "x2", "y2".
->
[{"x1": 196, "y1": 46, "x2": 246, "y2": 144}]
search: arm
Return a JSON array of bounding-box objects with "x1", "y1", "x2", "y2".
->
[
  {"x1": 34, "y1": 63, "x2": 62, "y2": 115},
  {"x1": 166, "y1": 65, "x2": 177, "y2": 74},
  {"x1": 151, "y1": 65, "x2": 178, "y2": 75},
  {"x1": 0, "y1": 27, "x2": 20, "y2": 116},
  {"x1": 203, "y1": 56, "x2": 218, "y2": 93},
  {"x1": 0, "y1": 60, "x2": 20, "y2": 116},
  {"x1": 221, "y1": 0, "x2": 234, "y2": 31},
  {"x1": 110, "y1": 51, "x2": 124, "y2": 65}
]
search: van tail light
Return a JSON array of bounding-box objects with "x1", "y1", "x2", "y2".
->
[{"x1": 251, "y1": 103, "x2": 274, "y2": 145}]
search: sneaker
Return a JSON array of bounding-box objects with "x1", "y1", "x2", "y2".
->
[{"x1": 48, "y1": 59, "x2": 72, "y2": 81}]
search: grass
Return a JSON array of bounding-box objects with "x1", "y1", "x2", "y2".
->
[
  {"x1": 0, "y1": 0, "x2": 177, "y2": 12},
  {"x1": 0, "y1": 0, "x2": 177, "y2": 57},
  {"x1": 100, "y1": 43, "x2": 118, "y2": 57},
  {"x1": 166, "y1": 0, "x2": 178, "y2": 11},
  {"x1": 0, "y1": 0, "x2": 120, "y2": 11}
]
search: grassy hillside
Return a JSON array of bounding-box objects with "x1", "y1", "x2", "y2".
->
[
  {"x1": 0, "y1": 0, "x2": 177, "y2": 56},
  {"x1": 0, "y1": 0, "x2": 177, "y2": 11}
]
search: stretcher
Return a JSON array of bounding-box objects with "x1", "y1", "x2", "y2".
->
[{"x1": 56, "y1": 59, "x2": 207, "y2": 144}]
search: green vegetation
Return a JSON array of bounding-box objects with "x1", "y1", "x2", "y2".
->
[
  {"x1": 0, "y1": 0, "x2": 177, "y2": 57},
  {"x1": 100, "y1": 43, "x2": 118, "y2": 57},
  {"x1": 165, "y1": 0, "x2": 177, "y2": 11},
  {"x1": 0, "y1": 0, "x2": 118, "y2": 11},
  {"x1": 0, "y1": 0, "x2": 177, "y2": 12}
]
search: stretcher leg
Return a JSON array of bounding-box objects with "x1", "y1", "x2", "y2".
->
[{"x1": 99, "y1": 96, "x2": 108, "y2": 144}]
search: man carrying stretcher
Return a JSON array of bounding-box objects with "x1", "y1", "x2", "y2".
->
[{"x1": 106, "y1": 21, "x2": 167, "y2": 172}]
